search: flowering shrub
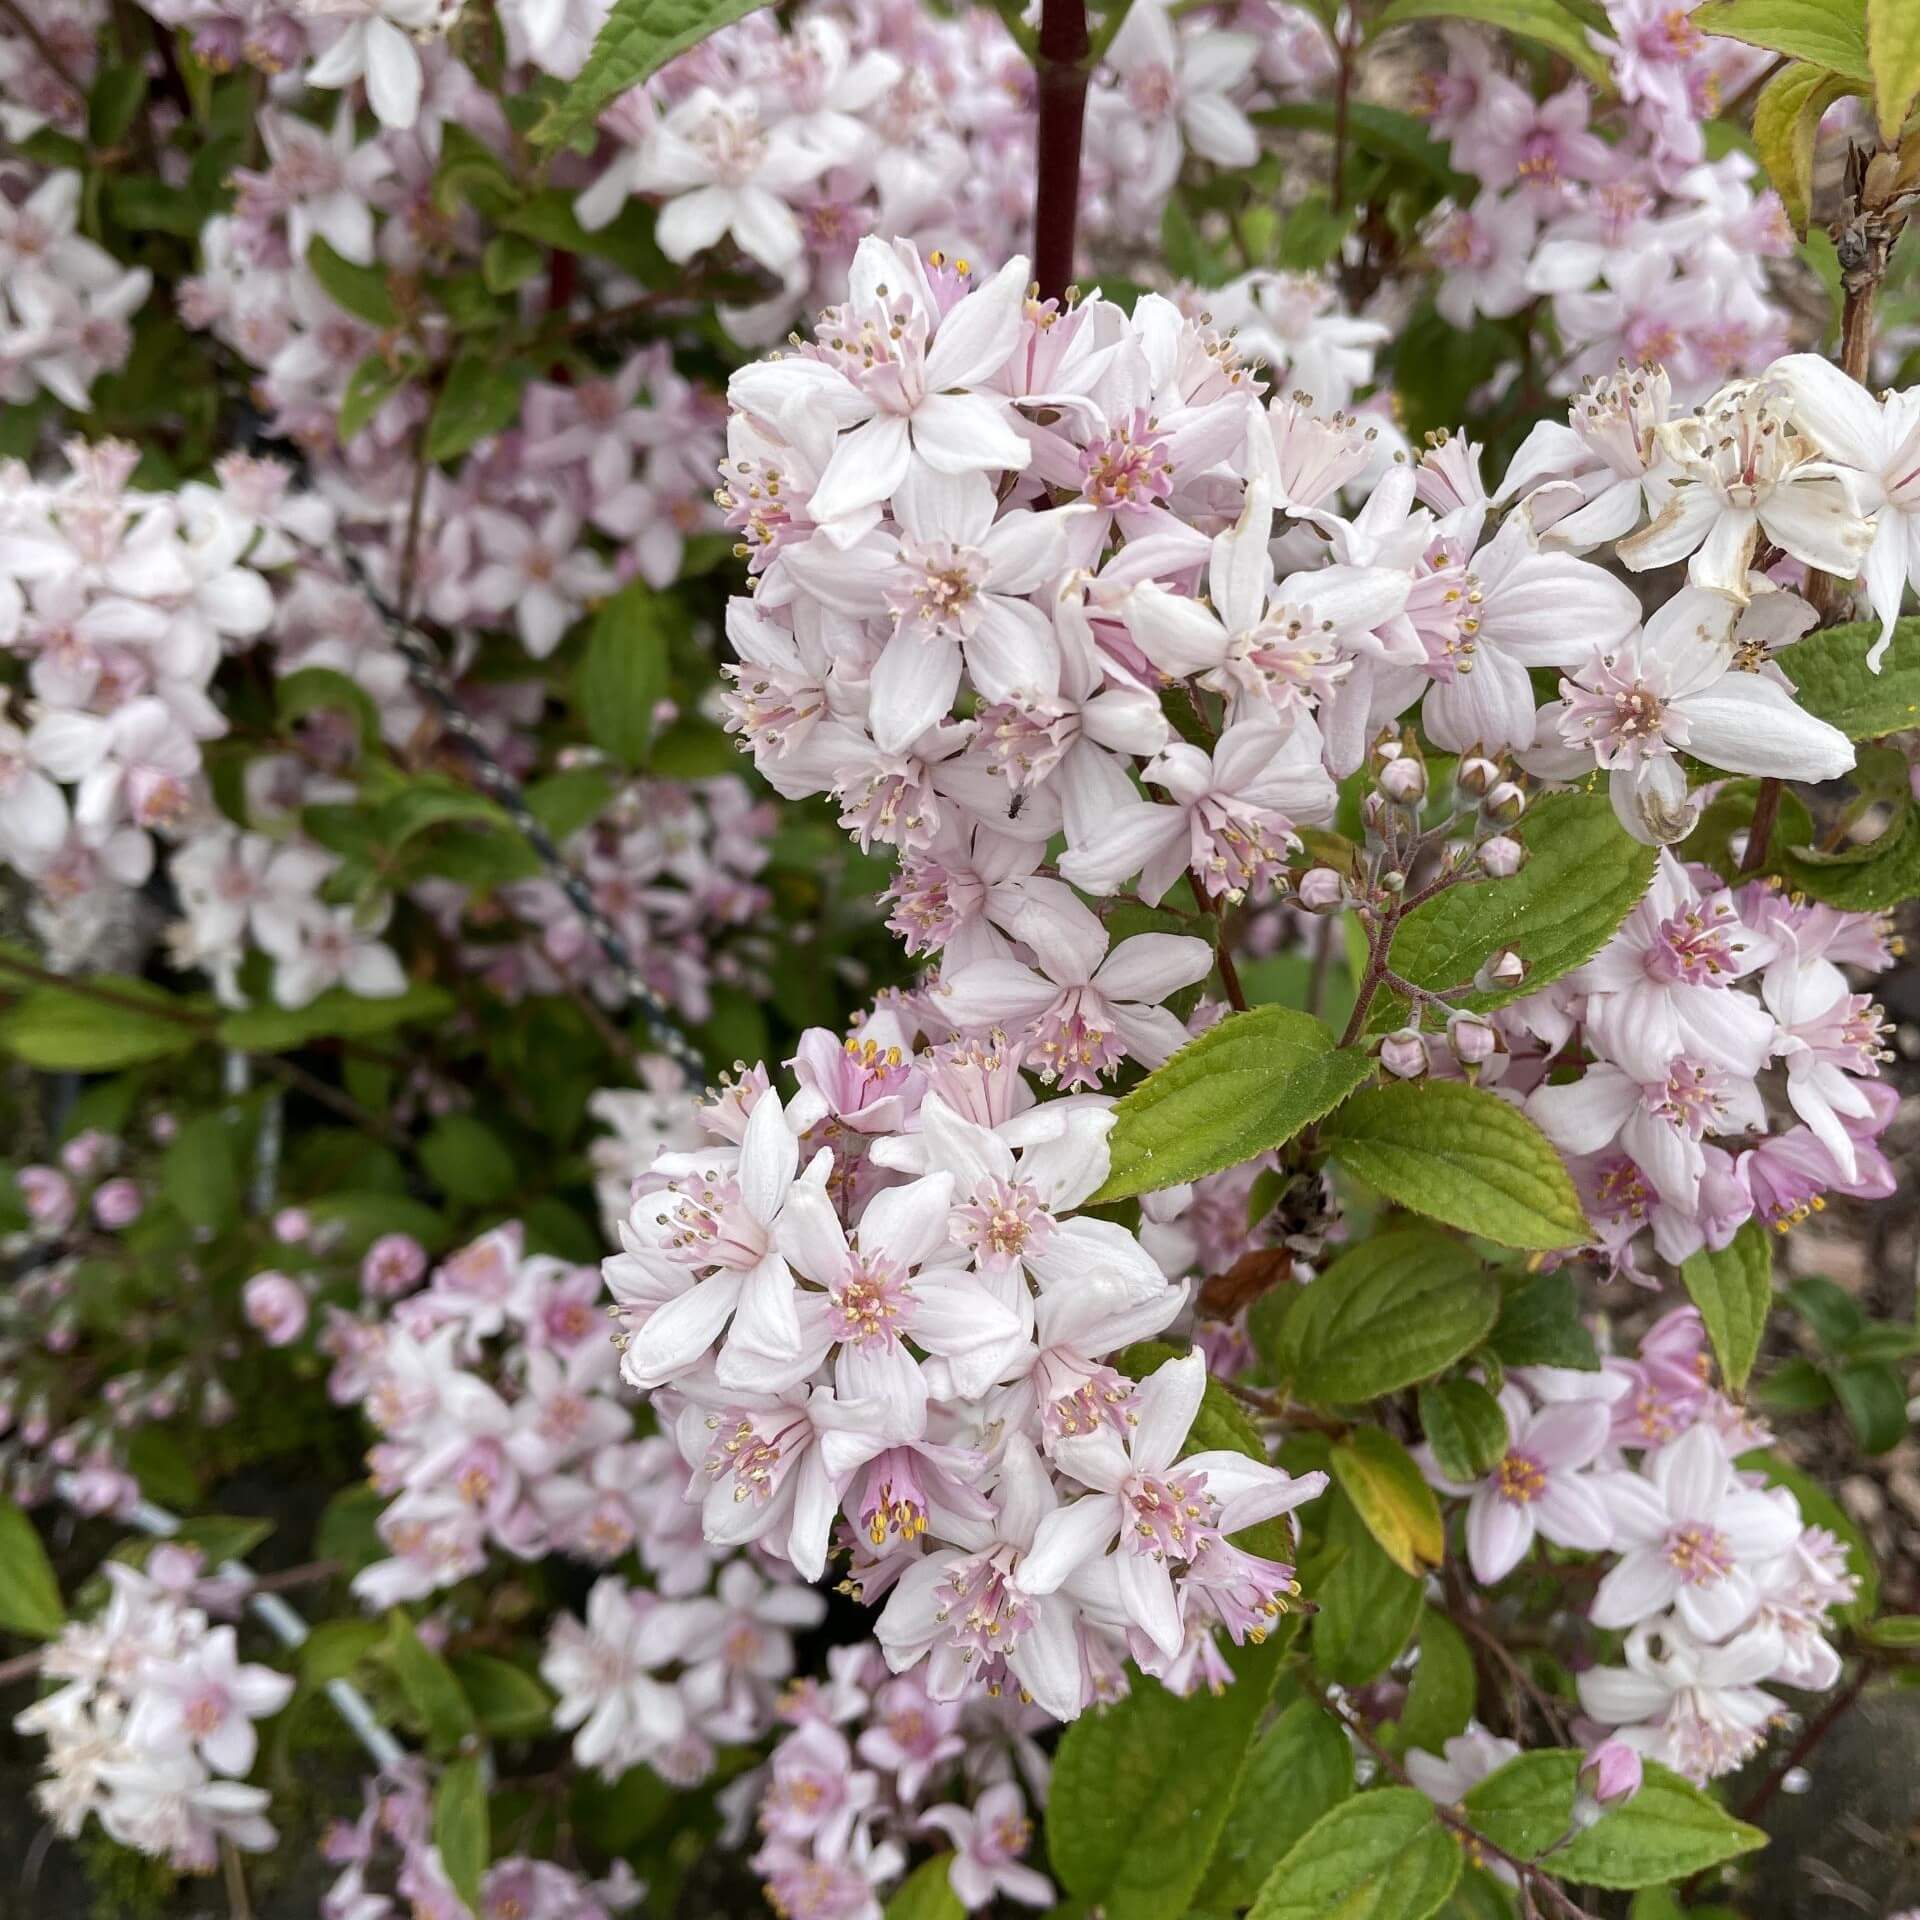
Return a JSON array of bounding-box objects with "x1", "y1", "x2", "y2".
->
[{"x1": 4, "y1": 0, "x2": 1920, "y2": 1915}]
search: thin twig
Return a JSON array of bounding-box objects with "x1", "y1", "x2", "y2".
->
[{"x1": 1032, "y1": 0, "x2": 1090, "y2": 301}]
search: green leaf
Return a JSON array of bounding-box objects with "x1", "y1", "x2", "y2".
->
[
  {"x1": 1862, "y1": 1613, "x2": 1920, "y2": 1648},
  {"x1": 648, "y1": 716, "x2": 739, "y2": 777},
  {"x1": 426, "y1": 349, "x2": 529, "y2": 464},
  {"x1": 89, "y1": 64, "x2": 148, "y2": 146},
  {"x1": 1751, "y1": 1354, "x2": 1835, "y2": 1413},
  {"x1": 1323, "y1": 1082, "x2": 1590, "y2": 1251},
  {"x1": 1049, "y1": 1635, "x2": 1283, "y2": 1920},
  {"x1": 1838, "y1": 1320, "x2": 1920, "y2": 1361},
  {"x1": 1779, "y1": 803, "x2": 1920, "y2": 909},
  {"x1": 1834, "y1": 1360, "x2": 1907, "y2": 1453},
  {"x1": 0, "y1": 973, "x2": 198, "y2": 1070},
  {"x1": 1254, "y1": 99, "x2": 1467, "y2": 188},
  {"x1": 540, "y1": 0, "x2": 779, "y2": 147},
  {"x1": 1380, "y1": 791, "x2": 1657, "y2": 1022},
  {"x1": 1275, "y1": 1230, "x2": 1501, "y2": 1404},
  {"x1": 340, "y1": 354, "x2": 414, "y2": 443},
  {"x1": 1463, "y1": 1752, "x2": 1766, "y2": 1888},
  {"x1": 1330, "y1": 1427, "x2": 1445, "y2": 1576},
  {"x1": 0, "y1": 1496, "x2": 66, "y2": 1639},
  {"x1": 306, "y1": 237, "x2": 398, "y2": 326},
  {"x1": 1418, "y1": 1380, "x2": 1510, "y2": 1484},
  {"x1": 1739, "y1": 1447, "x2": 1877, "y2": 1624},
  {"x1": 578, "y1": 581, "x2": 671, "y2": 766},
  {"x1": 1373, "y1": 0, "x2": 1609, "y2": 78},
  {"x1": 169, "y1": 1516, "x2": 274, "y2": 1565},
  {"x1": 434, "y1": 1753, "x2": 490, "y2": 1910},
  {"x1": 419, "y1": 1114, "x2": 518, "y2": 1207},
  {"x1": 450, "y1": 1652, "x2": 555, "y2": 1738},
  {"x1": 1752, "y1": 61, "x2": 1860, "y2": 235},
  {"x1": 884, "y1": 1856, "x2": 965, "y2": 1920},
  {"x1": 215, "y1": 983, "x2": 454, "y2": 1052},
  {"x1": 482, "y1": 231, "x2": 546, "y2": 294},
  {"x1": 300, "y1": 1619, "x2": 383, "y2": 1684},
  {"x1": 383, "y1": 1612, "x2": 477, "y2": 1754},
  {"x1": 1782, "y1": 617, "x2": 1920, "y2": 738},
  {"x1": 1679, "y1": 1222, "x2": 1772, "y2": 1393},
  {"x1": 276, "y1": 664, "x2": 382, "y2": 754},
  {"x1": 1694, "y1": 0, "x2": 1872, "y2": 81},
  {"x1": 1310, "y1": 1487, "x2": 1425, "y2": 1685},
  {"x1": 1247, "y1": 1787, "x2": 1461, "y2": 1920},
  {"x1": 1399, "y1": 1609, "x2": 1477, "y2": 1754},
  {"x1": 1200, "y1": 1700, "x2": 1355, "y2": 1910},
  {"x1": 1487, "y1": 1269, "x2": 1599, "y2": 1370},
  {"x1": 1869, "y1": 0, "x2": 1920, "y2": 134},
  {"x1": 1091, "y1": 1005, "x2": 1374, "y2": 1203},
  {"x1": 159, "y1": 1113, "x2": 241, "y2": 1232}
]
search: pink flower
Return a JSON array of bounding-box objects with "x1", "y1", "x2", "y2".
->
[{"x1": 920, "y1": 1781, "x2": 1053, "y2": 1909}]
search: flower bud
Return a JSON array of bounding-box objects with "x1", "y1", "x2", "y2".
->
[
  {"x1": 1477, "y1": 948, "x2": 1527, "y2": 991},
  {"x1": 1361, "y1": 790, "x2": 1391, "y2": 834},
  {"x1": 1457, "y1": 754, "x2": 1500, "y2": 796},
  {"x1": 1446, "y1": 1011, "x2": 1498, "y2": 1066},
  {"x1": 59, "y1": 1130, "x2": 113, "y2": 1178},
  {"x1": 91, "y1": 1179, "x2": 143, "y2": 1230},
  {"x1": 1297, "y1": 866, "x2": 1344, "y2": 910},
  {"x1": 1479, "y1": 835, "x2": 1525, "y2": 878},
  {"x1": 17, "y1": 1168, "x2": 75, "y2": 1234},
  {"x1": 1379, "y1": 754, "x2": 1427, "y2": 803},
  {"x1": 273, "y1": 1206, "x2": 312, "y2": 1244},
  {"x1": 242, "y1": 1271, "x2": 309, "y2": 1348},
  {"x1": 1482, "y1": 780, "x2": 1526, "y2": 821},
  {"x1": 1576, "y1": 1740, "x2": 1643, "y2": 1823},
  {"x1": 1379, "y1": 1028, "x2": 1430, "y2": 1079}
]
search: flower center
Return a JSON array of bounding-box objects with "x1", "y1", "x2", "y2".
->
[
  {"x1": 1494, "y1": 1450, "x2": 1547, "y2": 1505},
  {"x1": 1665, "y1": 1522, "x2": 1734, "y2": 1585}
]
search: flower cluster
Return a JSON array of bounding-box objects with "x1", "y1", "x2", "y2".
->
[
  {"x1": 14, "y1": 1548, "x2": 293, "y2": 1871},
  {"x1": 322, "y1": 1758, "x2": 645, "y2": 1920},
  {"x1": 1420, "y1": 18, "x2": 1793, "y2": 399},
  {"x1": 747, "y1": 1638, "x2": 1054, "y2": 1920},
  {"x1": 604, "y1": 1011, "x2": 1329, "y2": 1722},
  {"x1": 1416, "y1": 1306, "x2": 1857, "y2": 1783}
]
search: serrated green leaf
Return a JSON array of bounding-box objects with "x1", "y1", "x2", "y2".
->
[
  {"x1": 0, "y1": 1495, "x2": 66, "y2": 1639},
  {"x1": 1780, "y1": 803, "x2": 1920, "y2": 909},
  {"x1": 1048, "y1": 1635, "x2": 1283, "y2": 1920},
  {"x1": 1276, "y1": 1230, "x2": 1501, "y2": 1403},
  {"x1": 1399, "y1": 1608, "x2": 1477, "y2": 1754},
  {"x1": 160, "y1": 1113, "x2": 241, "y2": 1232},
  {"x1": 1869, "y1": 0, "x2": 1920, "y2": 135},
  {"x1": 383, "y1": 1612, "x2": 476, "y2": 1754},
  {"x1": 1486, "y1": 1268, "x2": 1599, "y2": 1370},
  {"x1": 307, "y1": 236, "x2": 398, "y2": 326},
  {"x1": 1679, "y1": 1221, "x2": 1772, "y2": 1393},
  {"x1": 1752, "y1": 61, "x2": 1860, "y2": 235},
  {"x1": 420, "y1": 1114, "x2": 517, "y2": 1207},
  {"x1": 1200, "y1": 1699, "x2": 1355, "y2": 1909},
  {"x1": 539, "y1": 0, "x2": 779, "y2": 147},
  {"x1": 1331, "y1": 1428, "x2": 1444, "y2": 1575},
  {"x1": 1324, "y1": 1082, "x2": 1590, "y2": 1250},
  {"x1": 1463, "y1": 1752, "x2": 1766, "y2": 1888},
  {"x1": 449, "y1": 1652, "x2": 555, "y2": 1738},
  {"x1": 1247, "y1": 1787, "x2": 1460, "y2": 1920},
  {"x1": 426, "y1": 349, "x2": 529, "y2": 464},
  {"x1": 1379, "y1": 793, "x2": 1657, "y2": 1026},
  {"x1": 434, "y1": 1753, "x2": 490, "y2": 1909},
  {"x1": 1782, "y1": 617, "x2": 1920, "y2": 738},
  {"x1": 1694, "y1": 0, "x2": 1871, "y2": 81},
  {"x1": 578, "y1": 581, "x2": 671, "y2": 767},
  {"x1": 0, "y1": 973, "x2": 199, "y2": 1071},
  {"x1": 1310, "y1": 1488, "x2": 1425, "y2": 1684},
  {"x1": 1418, "y1": 1379, "x2": 1510, "y2": 1483},
  {"x1": 884, "y1": 1856, "x2": 965, "y2": 1920},
  {"x1": 1834, "y1": 1360, "x2": 1907, "y2": 1453},
  {"x1": 1092, "y1": 1005, "x2": 1374, "y2": 1203}
]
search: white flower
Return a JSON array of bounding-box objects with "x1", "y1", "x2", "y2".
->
[{"x1": 303, "y1": 0, "x2": 443, "y2": 131}]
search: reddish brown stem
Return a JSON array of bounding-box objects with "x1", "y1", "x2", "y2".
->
[{"x1": 1032, "y1": 0, "x2": 1089, "y2": 302}]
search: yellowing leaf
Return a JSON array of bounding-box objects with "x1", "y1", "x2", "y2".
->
[{"x1": 1330, "y1": 1428, "x2": 1445, "y2": 1576}]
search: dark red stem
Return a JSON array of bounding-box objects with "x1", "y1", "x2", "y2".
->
[{"x1": 1032, "y1": 0, "x2": 1090, "y2": 302}]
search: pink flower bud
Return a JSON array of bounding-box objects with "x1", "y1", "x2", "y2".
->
[
  {"x1": 1480, "y1": 835, "x2": 1525, "y2": 878},
  {"x1": 1457, "y1": 754, "x2": 1500, "y2": 796},
  {"x1": 1298, "y1": 867, "x2": 1344, "y2": 910},
  {"x1": 59, "y1": 1130, "x2": 113, "y2": 1178},
  {"x1": 362, "y1": 1233, "x2": 428, "y2": 1300},
  {"x1": 91, "y1": 1179, "x2": 143, "y2": 1229},
  {"x1": 1447, "y1": 1012, "x2": 1498, "y2": 1066},
  {"x1": 243, "y1": 1271, "x2": 309, "y2": 1347},
  {"x1": 1579, "y1": 1740, "x2": 1643, "y2": 1810},
  {"x1": 1380, "y1": 1028, "x2": 1430, "y2": 1079},
  {"x1": 1379, "y1": 755, "x2": 1427, "y2": 802},
  {"x1": 17, "y1": 1167, "x2": 75, "y2": 1234},
  {"x1": 273, "y1": 1207, "x2": 312, "y2": 1244},
  {"x1": 1477, "y1": 949, "x2": 1527, "y2": 991},
  {"x1": 1483, "y1": 780, "x2": 1526, "y2": 821},
  {"x1": 149, "y1": 1112, "x2": 178, "y2": 1143}
]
